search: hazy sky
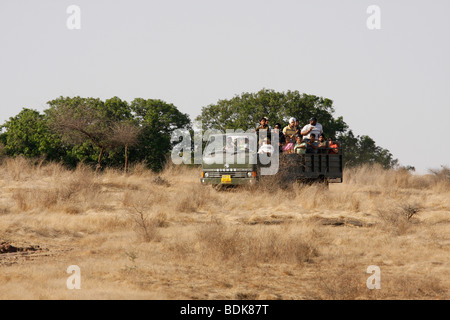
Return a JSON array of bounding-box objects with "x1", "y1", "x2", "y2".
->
[{"x1": 1, "y1": 0, "x2": 449, "y2": 174}]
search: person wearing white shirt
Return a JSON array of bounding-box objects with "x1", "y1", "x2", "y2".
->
[
  {"x1": 258, "y1": 138, "x2": 275, "y2": 155},
  {"x1": 301, "y1": 117, "x2": 323, "y2": 141}
]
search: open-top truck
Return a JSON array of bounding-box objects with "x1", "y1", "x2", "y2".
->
[{"x1": 200, "y1": 132, "x2": 343, "y2": 187}]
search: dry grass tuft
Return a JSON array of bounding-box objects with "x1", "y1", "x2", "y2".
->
[
  {"x1": 194, "y1": 221, "x2": 318, "y2": 266},
  {"x1": 8, "y1": 161, "x2": 103, "y2": 214},
  {"x1": 175, "y1": 184, "x2": 208, "y2": 213},
  {"x1": 125, "y1": 205, "x2": 162, "y2": 242},
  {"x1": 311, "y1": 264, "x2": 367, "y2": 300},
  {"x1": 376, "y1": 201, "x2": 422, "y2": 235},
  {"x1": 385, "y1": 274, "x2": 446, "y2": 299}
]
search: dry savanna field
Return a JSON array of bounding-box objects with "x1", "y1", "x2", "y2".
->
[{"x1": 0, "y1": 157, "x2": 448, "y2": 300}]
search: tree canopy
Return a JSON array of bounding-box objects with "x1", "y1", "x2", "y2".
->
[
  {"x1": 196, "y1": 88, "x2": 348, "y2": 140},
  {"x1": 129, "y1": 98, "x2": 191, "y2": 171},
  {"x1": 0, "y1": 96, "x2": 190, "y2": 171},
  {"x1": 339, "y1": 130, "x2": 398, "y2": 169},
  {"x1": 0, "y1": 108, "x2": 65, "y2": 160}
]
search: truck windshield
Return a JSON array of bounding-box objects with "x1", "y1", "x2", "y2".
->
[{"x1": 204, "y1": 134, "x2": 257, "y2": 157}]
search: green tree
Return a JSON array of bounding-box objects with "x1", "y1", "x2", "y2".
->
[
  {"x1": 338, "y1": 130, "x2": 398, "y2": 169},
  {"x1": 196, "y1": 88, "x2": 348, "y2": 139},
  {"x1": 130, "y1": 98, "x2": 191, "y2": 171},
  {"x1": 46, "y1": 96, "x2": 131, "y2": 170},
  {"x1": 0, "y1": 108, "x2": 65, "y2": 160}
]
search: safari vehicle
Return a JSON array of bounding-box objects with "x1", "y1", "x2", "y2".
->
[{"x1": 200, "y1": 133, "x2": 343, "y2": 187}]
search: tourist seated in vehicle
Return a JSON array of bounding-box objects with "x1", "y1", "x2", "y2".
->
[
  {"x1": 256, "y1": 117, "x2": 270, "y2": 133},
  {"x1": 258, "y1": 137, "x2": 275, "y2": 156},
  {"x1": 294, "y1": 135, "x2": 307, "y2": 155},
  {"x1": 318, "y1": 134, "x2": 328, "y2": 154},
  {"x1": 223, "y1": 137, "x2": 236, "y2": 153},
  {"x1": 306, "y1": 133, "x2": 319, "y2": 154},
  {"x1": 272, "y1": 123, "x2": 285, "y2": 153},
  {"x1": 256, "y1": 117, "x2": 270, "y2": 146},
  {"x1": 283, "y1": 117, "x2": 297, "y2": 141},
  {"x1": 328, "y1": 137, "x2": 339, "y2": 154},
  {"x1": 282, "y1": 135, "x2": 294, "y2": 154},
  {"x1": 301, "y1": 117, "x2": 323, "y2": 142},
  {"x1": 294, "y1": 118, "x2": 301, "y2": 139},
  {"x1": 238, "y1": 137, "x2": 250, "y2": 152}
]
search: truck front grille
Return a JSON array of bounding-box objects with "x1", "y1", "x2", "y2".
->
[{"x1": 206, "y1": 171, "x2": 249, "y2": 178}]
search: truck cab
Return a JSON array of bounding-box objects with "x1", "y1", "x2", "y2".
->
[{"x1": 200, "y1": 133, "x2": 259, "y2": 186}]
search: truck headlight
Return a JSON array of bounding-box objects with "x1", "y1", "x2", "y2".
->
[
  {"x1": 247, "y1": 171, "x2": 253, "y2": 177},
  {"x1": 204, "y1": 172, "x2": 209, "y2": 178}
]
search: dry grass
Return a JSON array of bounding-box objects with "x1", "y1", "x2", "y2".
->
[
  {"x1": 192, "y1": 220, "x2": 319, "y2": 266},
  {"x1": 0, "y1": 158, "x2": 448, "y2": 300}
]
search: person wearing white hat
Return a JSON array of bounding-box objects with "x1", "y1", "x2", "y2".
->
[{"x1": 283, "y1": 117, "x2": 297, "y2": 140}]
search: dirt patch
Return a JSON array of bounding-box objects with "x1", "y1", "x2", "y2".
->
[
  {"x1": 0, "y1": 242, "x2": 42, "y2": 254},
  {"x1": 316, "y1": 217, "x2": 373, "y2": 227}
]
